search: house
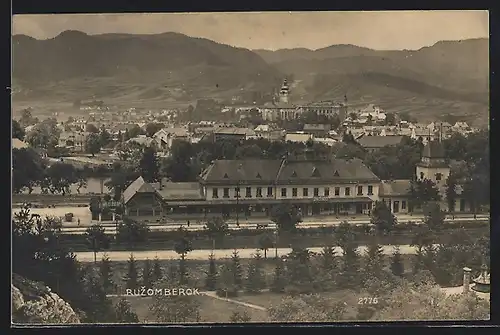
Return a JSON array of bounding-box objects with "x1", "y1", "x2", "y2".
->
[
  {"x1": 212, "y1": 127, "x2": 256, "y2": 142},
  {"x1": 126, "y1": 135, "x2": 158, "y2": 148},
  {"x1": 153, "y1": 127, "x2": 189, "y2": 151},
  {"x1": 252, "y1": 125, "x2": 285, "y2": 141},
  {"x1": 356, "y1": 135, "x2": 405, "y2": 151},
  {"x1": 12, "y1": 138, "x2": 29, "y2": 150},
  {"x1": 303, "y1": 124, "x2": 331, "y2": 137},
  {"x1": 58, "y1": 131, "x2": 89, "y2": 152},
  {"x1": 285, "y1": 132, "x2": 313, "y2": 143}
]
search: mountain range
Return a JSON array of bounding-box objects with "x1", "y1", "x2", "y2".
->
[{"x1": 12, "y1": 31, "x2": 489, "y2": 125}]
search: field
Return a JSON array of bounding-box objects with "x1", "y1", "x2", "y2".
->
[{"x1": 110, "y1": 294, "x2": 269, "y2": 323}]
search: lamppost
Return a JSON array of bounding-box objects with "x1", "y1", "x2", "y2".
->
[
  {"x1": 274, "y1": 226, "x2": 279, "y2": 259},
  {"x1": 235, "y1": 182, "x2": 240, "y2": 227}
]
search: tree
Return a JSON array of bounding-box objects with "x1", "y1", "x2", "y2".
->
[
  {"x1": 217, "y1": 264, "x2": 239, "y2": 297},
  {"x1": 125, "y1": 254, "x2": 139, "y2": 290},
  {"x1": 245, "y1": 250, "x2": 266, "y2": 294},
  {"x1": 148, "y1": 281, "x2": 201, "y2": 323},
  {"x1": 268, "y1": 294, "x2": 347, "y2": 322},
  {"x1": 114, "y1": 298, "x2": 139, "y2": 323},
  {"x1": 370, "y1": 201, "x2": 397, "y2": 234},
  {"x1": 141, "y1": 258, "x2": 153, "y2": 288},
  {"x1": 99, "y1": 253, "x2": 115, "y2": 294},
  {"x1": 256, "y1": 233, "x2": 274, "y2": 259},
  {"x1": 117, "y1": 218, "x2": 150, "y2": 249},
  {"x1": 229, "y1": 310, "x2": 251, "y2": 323},
  {"x1": 19, "y1": 108, "x2": 38, "y2": 127},
  {"x1": 409, "y1": 179, "x2": 441, "y2": 211},
  {"x1": 271, "y1": 258, "x2": 287, "y2": 293},
  {"x1": 145, "y1": 122, "x2": 165, "y2": 137},
  {"x1": 12, "y1": 120, "x2": 25, "y2": 140},
  {"x1": 174, "y1": 227, "x2": 193, "y2": 285},
  {"x1": 462, "y1": 175, "x2": 488, "y2": 217},
  {"x1": 390, "y1": 246, "x2": 405, "y2": 277},
  {"x1": 339, "y1": 243, "x2": 361, "y2": 290},
  {"x1": 23, "y1": 118, "x2": 59, "y2": 148},
  {"x1": 284, "y1": 248, "x2": 316, "y2": 293},
  {"x1": 127, "y1": 124, "x2": 143, "y2": 139},
  {"x1": 205, "y1": 252, "x2": 218, "y2": 291},
  {"x1": 271, "y1": 204, "x2": 302, "y2": 234},
  {"x1": 204, "y1": 217, "x2": 229, "y2": 249},
  {"x1": 84, "y1": 224, "x2": 110, "y2": 263},
  {"x1": 315, "y1": 245, "x2": 338, "y2": 291},
  {"x1": 385, "y1": 112, "x2": 396, "y2": 126},
  {"x1": 423, "y1": 202, "x2": 446, "y2": 232},
  {"x1": 373, "y1": 283, "x2": 489, "y2": 320},
  {"x1": 85, "y1": 123, "x2": 99, "y2": 133},
  {"x1": 230, "y1": 250, "x2": 244, "y2": 289},
  {"x1": 151, "y1": 256, "x2": 163, "y2": 284},
  {"x1": 12, "y1": 148, "x2": 46, "y2": 194},
  {"x1": 80, "y1": 269, "x2": 116, "y2": 322},
  {"x1": 85, "y1": 133, "x2": 102, "y2": 156},
  {"x1": 363, "y1": 239, "x2": 385, "y2": 281},
  {"x1": 45, "y1": 162, "x2": 79, "y2": 195},
  {"x1": 334, "y1": 221, "x2": 357, "y2": 250},
  {"x1": 139, "y1": 147, "x2": 160, "y2": 182},
  {"x1": 445, "y1": 173, "x2": 458, "y2": 216}
]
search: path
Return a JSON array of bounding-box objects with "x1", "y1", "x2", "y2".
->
[
  {"x1": 106, "y1": 292, "x2": 267, "y2": 311},
  {"x1": 75, "y1": 244, "x2": 435, "y2": 262}
]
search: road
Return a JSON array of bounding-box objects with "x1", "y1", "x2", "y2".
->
[{"x1": 75, "y1": 244, "x2": 437, "y2": 262}]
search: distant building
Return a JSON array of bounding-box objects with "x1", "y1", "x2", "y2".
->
[
  {"x1": 58, "y1": 131, "x2": 89, "y2": 152},
  {"x1": 260, "y1": 79, "x2": 347, "y2": 121},
  {"x1": 153, "y1": 127, "x2": 189, "y2": 151},
  {"x1": 211, "y1": 127, "x2": 256, "y2": 142},
  {"x1": 12, "y1": 138, "x2": 29, "y2": 150},
  {"x1": 284, "y1": 132, "x2": 313, "y2": 143},
  {"x1": 303, "y1": 124, "x2": 331, "y2": 138},
  {"x1": 126, "y1": 135, "x2": 158, "y2": 148},
  {"x1": 356, "y1": 135, "x2": 405, "y2": 151}
]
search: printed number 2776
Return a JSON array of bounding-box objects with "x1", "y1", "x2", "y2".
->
[{"x1": 358, "y1": 297, "x2": 378, "y2": 304}]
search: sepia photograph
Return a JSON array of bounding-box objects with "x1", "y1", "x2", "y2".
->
[{"x1": 11, "y1": 11, "x2": 490, "y2": 325}]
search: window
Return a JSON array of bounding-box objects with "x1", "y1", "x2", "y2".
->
[
  {"x1": 357, "y1": 186, "x2": 363, "y2": 195},
  {"x1": 212, "y1": 188, "x2": 218, "y2": 199},
  {"x1": 435, "y1": 173, "x2": 442, "y2": 181},
  {"x1": 281, "y1": 188, "x2": 287, "y2": 197},
  {"x1": 324, "y1": 188, "x2": 330, "y2": 197},
  {"x1": 368, "y1": 185, "x2": 373, "y2": 195},
  {"x1": 267, "y1": 187, "x2": 273, "y2": 197},
  {"x1": 402, "y1": 201, "x2": 407, "y2": 210},
  {"x1": 292, "y1": 188, "x2": 297, "y2": 197},
  {"x1": 420, "y1": 172, "x2": 425, "y2": 180},
  {"x1": 223, "y1": 173, "x2": 229, "y2": 179},
  {"x1": 313, "y1": 188, "x2": 319, "y2": 197},
  {"x1": 235, "y1": 187, "x2": 240, "y2": 198},
  {"x1": 245, "y1": 187, "x2": 252, "y2": 197},
  {"x1": 345, "y1": 187, "x2": 351, "y2": 196},
  {"x1": 334, "y1": 187, "x2": 340, "y2": 196},
  {"x1": 223, "y1": 188, "x2": 229, "y2": 198},
  {"x1": 256, "y1": 187, "x2": 262, "y2": 198},
  {"x1": 303, "y1": 188, "x2": 309, "y2": 197}
]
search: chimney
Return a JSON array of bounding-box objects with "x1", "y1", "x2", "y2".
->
[{"x1": 463, "y1": 267, "x2": 472, "y2": 293}]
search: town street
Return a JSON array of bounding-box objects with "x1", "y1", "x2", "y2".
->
[{"x1": 76, "y1": 244, "x2": 437, "y2": 262}]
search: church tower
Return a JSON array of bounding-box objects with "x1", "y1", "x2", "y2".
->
[
  {"x1": 279, "y1": 79, "x2": 290, "y2": 104},
  {"x1": 415, "y1": 140, "x2": 450, "y2": 188}
]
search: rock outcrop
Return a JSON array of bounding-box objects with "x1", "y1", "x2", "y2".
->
[{"x1": 11, "y1": 274, "x2": 80, "y2": 324}]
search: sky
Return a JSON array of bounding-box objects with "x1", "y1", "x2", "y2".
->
[{"x1": 12, "y1": 11, "x2": 489, "y2": 51}]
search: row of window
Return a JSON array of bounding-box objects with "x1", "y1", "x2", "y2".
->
[{"x1": 212, "y1": 185, "x2": 374, "y2": 199}]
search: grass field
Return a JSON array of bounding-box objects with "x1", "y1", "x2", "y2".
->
[{"x1": 110, "y1": 294, "x2": 269, "y2": 323}]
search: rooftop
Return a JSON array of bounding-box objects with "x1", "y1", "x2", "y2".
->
[{"x1": 356, "y1": 135, "x2": 405, "y2": 148}]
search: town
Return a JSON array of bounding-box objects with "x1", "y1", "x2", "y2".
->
[{"x1": 12, "y1": 11, "x2": 490, "y2": 326}]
